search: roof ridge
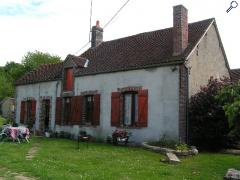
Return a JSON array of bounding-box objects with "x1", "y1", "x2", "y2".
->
[{"x1": 95, "y1": 18, "x2": 215, "y2": 47}]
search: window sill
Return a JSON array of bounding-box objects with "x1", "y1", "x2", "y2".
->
[
  {"x1": 79, "y1": 124, "x2": 99, "y2": 128},
  {"x1": 62, "y1": 91, "x2": 73, "y2": 97},
  {"x1": 116, "y1": 125, "x2": 145, "y2": 129}
]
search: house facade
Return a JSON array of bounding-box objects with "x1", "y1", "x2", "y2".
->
[{"x1": 15, "y1": 5, "x2": 230, "y2": 143}]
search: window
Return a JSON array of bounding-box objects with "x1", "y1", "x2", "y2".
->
[
  {"x1": 55, "y1": 94, "x2": 100, "y2": 126},
  {"x1": 41, "y1": 99, "x2": 50, "y2": 131},
  {"x1": 64, "y1": 68, "x2": 73, "y2": 91},
  {"x1": 111, "y1": 89, "x2": 148, "y2": 127},
  {"x1": 123, "y1": 92, "x2": 138, "y2": 126},
  {"x1": 84, "y1": 95, "x2": 94, "y2": 124},
  {"x1": 63, "y1": 97, "x2": 71, "y2": 125},
  {"x1": 82, "y1": 94, "x2": 100, "y2": 126},
  {"x1": 20, "y1": 99, "x2": 36, "y2": 128}
]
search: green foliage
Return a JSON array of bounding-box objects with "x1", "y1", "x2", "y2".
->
[
  {"x1": 0, "y1": 51, "x2": 62, "y2": 100},
  {"x1": 0, "y1": 72, "x2": 14, "y2": 100},
  {"x1": 216, "y1": 82, "x2": 240, "y2": 139},
  {"x1": 189, "y1": 77, "x2": 231, "y2": 150},
  {"x1": 175, "y1": 143, "x2": 189, "y2": 152},
  {"x1": 4, "y1": 62, "x2": 26, "y2": 82},
  {"x1": 22, "y1": 51, "x2": 61, "y2": 71},
  {"x1": 0, "y1": 116, "x2": 7, "y2": 126}
]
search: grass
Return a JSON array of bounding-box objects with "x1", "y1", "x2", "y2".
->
[
  {"x1": 0, "y1": 137, "x2": 239, "y2": 179},
  {"x1": 0, "y1": 116, "x2": 7, "y2": 126}
]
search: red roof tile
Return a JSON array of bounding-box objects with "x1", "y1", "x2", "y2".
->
[
  {"x1": 16, "y1": 18, "x2": 214, "y2": 85},
  {"x1": 230, "y1": 69, "x2": 240, "y2": 82},
  {"x1": 15, "y1": 63, "x2": 63, "y2": 85}
]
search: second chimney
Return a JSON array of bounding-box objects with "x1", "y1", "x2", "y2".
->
[
  {"x1": 173, "y1": 5, "x2": 188, "y2": 56},
  {"x1": 91, "y1": 20, "x2": 103, "y2": 48}
]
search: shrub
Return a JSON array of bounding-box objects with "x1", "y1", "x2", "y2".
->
[
  {"x1": 175, "y1": 143, "x2": 189, "y2": 152},
  {"x1": 216, "y1": 82, "x2": 240, "y2": 142},
  {"x1": 189, "y1": 77, "x2": 231, "y2": 150}
]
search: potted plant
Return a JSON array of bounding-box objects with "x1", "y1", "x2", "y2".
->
[{"x1": 112, "y1": 129, "x2": 131, "y2": 145}]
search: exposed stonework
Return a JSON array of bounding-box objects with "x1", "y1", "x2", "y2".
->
[
  {"x1": 173, "y1": 5, "x2": 188, "y2": 56},
  {"x1": 179, "y1": 64, "x2": 188, "y2": 143},
  {"x1": 91, "y1": 21, "x2": 103, "y2": 48}
]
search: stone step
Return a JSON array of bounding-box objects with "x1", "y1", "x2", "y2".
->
[
  {"x1": 224, "y1": 168, "x2": 240, "y2": 180},
  {"x1": 166, "y1": 152, "x2": 181, "y2": 164}
]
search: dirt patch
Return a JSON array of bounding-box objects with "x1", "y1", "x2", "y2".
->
[
  {"x1": 0, "y1": 166, "x2": 36, "y2": 180},
  {"x1": 26, "y1": 144, "x2": 39, "y2": 160},
  {"x1": 14, "y1": 175, "x2": 35, "y2": 180}
]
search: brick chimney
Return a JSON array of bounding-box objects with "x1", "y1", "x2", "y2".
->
[
  {"x1": 173, "y1": 5, "x2": 188, "y2": 56},
  {"x1": 91, "y1": 20, "x2": 103, "y2": 48}
]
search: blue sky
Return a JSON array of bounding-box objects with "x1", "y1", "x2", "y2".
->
[
  {"x1": 0, "y1": 0, "x2": 239, "y2": 69},
  {"x1": 0, "y1": 0, "x2": 45, "y2": 16}
]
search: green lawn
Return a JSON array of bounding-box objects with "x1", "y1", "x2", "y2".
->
[
  {"x1": 0, "y1": 116, "x2": 7, "y2": 126},
  {"x1": 0, "y1": 137, "x2": 239, "y2": 179}
]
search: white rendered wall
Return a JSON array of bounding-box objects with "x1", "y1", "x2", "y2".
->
[{"x1": 57, "y1": 66, "x2": 180, "y2": 143}]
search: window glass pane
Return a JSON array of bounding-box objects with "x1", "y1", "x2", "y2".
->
[
  {"x1": 85, "y1": 95, "x2": 94, "y2": 123},
  {"x1": 134, "y1": 93, "x2": 138, "y2": 123},
  {"x1": 124, "y1": 94, "x2": 132, "y2": 126}
]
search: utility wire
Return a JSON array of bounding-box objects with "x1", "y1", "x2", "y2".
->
[
  {"x1": 74, "y1": 41, "x2": 90, "y2": 55},
  {"x1": 74, "y1": 0, "x2": 93, "y2": 55},
  {"x1": 74, "y1": 0, "x2": 131, "y2": 55},
  {"x1": 89, "y1": 0, "x2": 93, "y2": 42},
  {"x1": 103, "y1": 0, "x2": 131, "y2": 29}
]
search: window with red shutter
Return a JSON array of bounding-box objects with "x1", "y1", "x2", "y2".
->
[
  {"x1": 55, "y1": 97, "x2": 62, "y2": 125},
  {"x1": 111, "y1": 89, "x2": 148, "y2": 128},
  {"x1": 111, "y1": 92, "x2": 121, "y2": 127},
  {"x1": 20, "y1": 101, "x2": 25, "y2": 124},
  {"x1": 137, "y1": 90, "x2": 148, "y2": 127},
  {"x1": 64, "y1": 68, "x2": 73, "y2": 91}
]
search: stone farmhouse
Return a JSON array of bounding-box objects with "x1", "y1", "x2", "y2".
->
[{"x1": 15, "y1": 5, "x2": 230, "y2": 143}]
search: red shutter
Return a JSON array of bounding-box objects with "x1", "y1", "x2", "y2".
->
[
  {"x1": 65, "y1": 68, "x2": 73, "y2": 91},
  {"x1": 30, "y1": 100, "x2": 36, "y2": 124},
  {"x1": 92, "y1": 94, "x2": 100, "y2": 126},
  {"x1": 20, "y1": 101, "x2": 25, "y2": 124},
  {"x1": 111, "y1": 92, "x2": 121, "y2": 127},
  {"x1": 137, "y1": 90, "x2": 148, "y2": 127},
  {"x1": 71, "y1": 96, "x2": 83, "y2": 125},
  {"x1": 70, "y1": 96, "x2": 76, "y2": 125},
  {"x1": 55, "y1": 97, "x2": 62, "y2": 125}
]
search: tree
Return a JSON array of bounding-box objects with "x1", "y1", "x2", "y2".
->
[
  {"x1": 216, "y1": 82, "x2": 240, "y2": 141},
  {"x1": 0, "y1": 51, "x2": 62, "y2": 100},
  {"x1": 22, "y1": 51, "x2": 61, "y2": 72},
  {"x1": 189, "y1": 77, "x2": 231, "y2": 150},
  {"x1": 0, "y1": 72, "x2": 14, "y2": 100},
  {"x1": 4, "y1": 62, "x2": 26, "y2": 81}
]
